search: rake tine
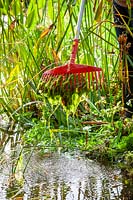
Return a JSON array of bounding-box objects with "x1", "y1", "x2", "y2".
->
[
  {"x1": 74, "y1": 74, "x2": 76, "y2": 88},
  {"x1": 95, "y1": 71, "x2": 98, "y2": 89},
  {"x1": 87, "y1": 72, "x2": 90, "y2": 89},
  {"x1": 98, "y1": 71, "x2": 102, "y2": 87},
  {"x1": 78, "y1": 73, "x2": 81, "y2": 89},
  {"x1": 100, "y1": 71, "x2": 104, "y2": 87},
  {"x1": 91, "y1": 72, "x2": 94, "y2": 90}
]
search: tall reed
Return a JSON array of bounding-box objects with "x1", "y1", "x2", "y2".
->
[{"x1": 0, "y1": 0, "x2": 120, "y2": 126}]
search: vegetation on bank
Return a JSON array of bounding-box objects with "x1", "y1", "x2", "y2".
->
[{"x1": 0, "y1": 0, "x2": 133, "y2": 178}]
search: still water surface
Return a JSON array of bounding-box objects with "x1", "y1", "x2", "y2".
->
[{"x1": 0, "y1": 150, "x2": 132, "y2": 200}]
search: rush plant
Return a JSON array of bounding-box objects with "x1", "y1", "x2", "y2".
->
[{"x1": 0, "y1": 0, "x2": 123, "y2": 146}]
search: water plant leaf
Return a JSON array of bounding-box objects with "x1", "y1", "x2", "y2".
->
[
  {"x1": 52, "y1": 49, "x2": 60, "y2": 64},
  {"x1": 0, "y1": 0, "x2": 3, "y2": 8},
  {"x1": 9, "y1": 19, "x2": 17, "y2": 31},
  {"x1": 26, "y1": 9, "x2": 36, "y2": 28},
  {"x1": 37, "y1": 0, "x2": 45, "y2": 9},
  {"x1": 6, "y1": 64, "x2": 19, "y2": 86},
  {"x1": 0, "y1": 0, "x2": 10, "y2": 14},
  {"x1": 94, "y1": 0, "x2": 103, "y2": 22},
  {"x1": 48, "y1": 0, "x2": 54, "y2": 20},
  {"x1": 26, "y1": 2, "x2": 38, "y2": 28},
  {"x1": 10, "y1": 0, "x2": 21, "y2": 17},
  {"x1": 40, "y1": 24, "x2": 54, "y2": 39}
]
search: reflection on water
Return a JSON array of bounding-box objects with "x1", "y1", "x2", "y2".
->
[
  {"x1": 24, "y1": 153, "x2": 122, "y2": 200},
  {"x1": 0, "y1": 151, "x2": 132, "y2": 199}
]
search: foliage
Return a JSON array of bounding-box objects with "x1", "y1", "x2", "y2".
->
[{"x1": 0, "y1": 0, "x2": 118, "y2": 120}]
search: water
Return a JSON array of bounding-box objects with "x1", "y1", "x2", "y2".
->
[
  {"x1": 24, "y1": 152, "x2": 122, "y2": 200},
  {"x1": 1, "y1": 149, "x2": 132, "y2": 200}
]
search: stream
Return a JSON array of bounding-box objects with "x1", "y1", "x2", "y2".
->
[{"x1": 0, "y1": 148, "x2": 133, "y2": 200}]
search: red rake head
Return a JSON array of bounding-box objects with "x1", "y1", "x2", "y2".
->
[
  {"x1": 42, "y1": 38, "x2": 104, "y2": 92},
  {"x1": 42, "y1": 63, "x2": 102, "y2": 75},
  {"x1": 42, "y1": 63, "x2": 104, "y2": 92}
]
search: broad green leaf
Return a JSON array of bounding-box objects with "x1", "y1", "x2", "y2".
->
[
  {"x1": 10, "y1": 0, "x2": 21, "y2": 17},
  {"x1": 37, "y1": 0, "x2": 46, "y2": 9},
  {"x1": 48, "y1": 0, "x2": 53, "y2": 20},
  {"x1": 26, "y1": 0, "x2": 38, "y2": 28},
  {"x1": 6, "y1": 64, "x2": 19, "y2": 85},
  {"x1": 0, "y1": 0, "x2": 10, "y2": 14},
  {"x1": 57, "y1": 0, "x2": 62, "y2": 42},
  {"x1": 0, "y1": 0, "x2": 3, "y2": 8},
  {"x1": 26, "y1": 6, "x2": 38, "y2": 28}
]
